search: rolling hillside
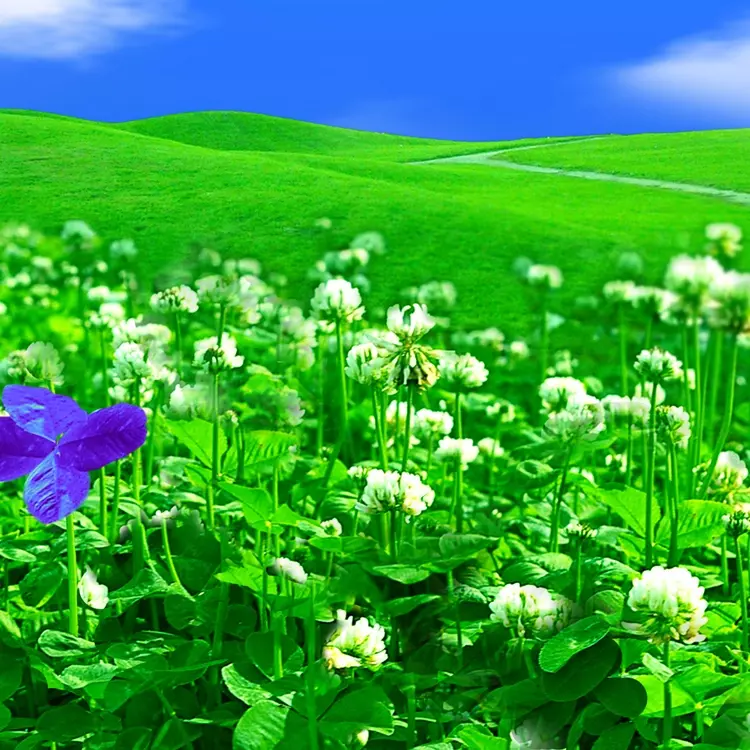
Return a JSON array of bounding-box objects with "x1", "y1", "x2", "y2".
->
[{"x1": 1, "y1": 109, "x2": 748, "y2": 333}]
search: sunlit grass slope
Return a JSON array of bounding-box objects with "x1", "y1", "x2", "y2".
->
[
  {"x1": 494, "y1": 130, "x2": 750, "y2": 192},
  {"x1": 1, "y1": 110, "x2": 748, "y2": 332}
]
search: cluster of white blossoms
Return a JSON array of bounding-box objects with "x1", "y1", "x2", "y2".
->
[
  {"x1": 722, "y1": 509, "x2": 750, "y2": 538},
  {"x1": 438, "y1": 351, "x2": 489, "y2": 390},
  {"x1": 323, "y1": 609, "x2": 388, "y2": 671},
  {"x1": 625, "y1": 566, "x2": 708, "y2": 644},
  {"x1": 705, "y1": 222, "x2": 743, "y2": 259},
  {"x1": 6, "y1": 341, "x2": 66, "y2": 387},
  {"x1": 634, "y1": 348, "x2": 684, "y2": 384},
  {"x1": 356, "y1": 469, "x2": 435, "y2": 518},
  {"x1": 543, "y1": 395, "x2": 605, "y2": 445},
  {"x1": 601, "y1": 394, "x2": 651, "y2": 425},
  {"x1": 602, "y1": 279, "x2": 637, "y2": 304},
  {"x1": 630, "y1": 286, "x2": 679, "y2": 321},
  {"x1": 168, "y1": 382, "x2": 212, "y2": 420},
  {"x1": 655, "y1": 405, "x2": 691, "y2": 449},
  {"x1": 344, "y1": 341, "x2": 390, "y2": 386},
  {"x1": 526, "y1": 264, "x2": 563, "y2": 289},
  {"x1": 539, "y1": 377, "x2": 587, "y2": 412},
  {"x1": 706, "y1": 451, "x2": 749, "y2": 502},
  {"x1": 489, "y1": 584, "x2": 572, "y2": 639},
  {"x1": 78, "y1": 567, "x2": 109, "y2": 610},
  {"x1": 704, "y1": 270, "x2": 750, "y2": 333},
  {"x1": 311, "y1": 278, "x2": 364, "y2": 323},
  {"x1": 112, "y1": 318, "x2": 172, "y2": 350},
  {"x1": 373, "y1": 304, "x2": 440, "y2": 391},
  {"x1": 269, "y1": 557, "x2": 308, "y2": 585},
  {"x1": 150, "y1": 285, "x2": 200, "y2": 314},
  {"x1": 477, "y1": 436, "x2": 505, "y2": 460},
  {"x1": 435, "y1": 437, "x2": 480, "y2": 468},
  {"x1": 193, "y1": 335, "x2": 245, "y2": 373},
  {"x1": 664, "y1": 254, "x2": 724, "y2": 314},
  {"x1": 321, "y1": 518, "x2": 343, "y2": 537},
  {"x1": 413, "y1": 408, "x2": 454, "y2": 440}
]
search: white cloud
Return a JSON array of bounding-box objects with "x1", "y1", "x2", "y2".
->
[
  {"x1": 613, "y1": 17, "x2": 750, "y2": 120},
  {"x1": 0, "y1": 0, "x2": 184, "y2": 59}
]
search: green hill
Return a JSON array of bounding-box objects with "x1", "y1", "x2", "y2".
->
[
  {"x1": 1, "y1": 110, "x2": 747, "y2": 333},
  {"x1": 494, "y1": 129, "x2": 750, "y2": 192}
]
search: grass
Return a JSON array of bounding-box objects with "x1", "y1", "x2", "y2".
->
[
  {"x1": 492, "y1": 129, "x2": 750, "y2": 192},
  {"x1": 1, "y1": 110, "x2": 748, "y2": 333}
]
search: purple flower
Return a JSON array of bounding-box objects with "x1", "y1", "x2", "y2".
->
[{"x1": 0, "y1": 385, "x2": 147, "y2": 524}]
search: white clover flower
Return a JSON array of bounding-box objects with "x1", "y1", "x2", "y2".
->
[
  {"x1": 311, "y1": 279, "x2": 364, "y2": 322},
  {"x1": 270, "y1": 557, "x2": 308, "y2": 585},
  {"x1": 634, "y1": 348, "x2": 684, "y2": 384},
  {"x1": 110, "y1": 238, "x2": 138, "y2": 260},
  {"x1": 78, "y1": 567, "x2": 109, "y2": 610},
  {"x1": 705, "y1": 451, "x2": 749, "y2": 502},
  {"x1": 345, "y1": 342, "x2": 385, "y2": 385},
  {"x1": 633, "y1": 382, "x2": 666, "y2": 408},
  {"x1": 508, "y1": 340, "x2": 531, "y2": 360},
  {"x1": 413, "y1": 408, "x2": 454, "y2": 440},
  {"x1": 321, "y1": 518, "x2": 343, "y2": 537},
  {"x1": 356, "y1": 470, "x2": 434, "y2": 517},
  {"x1": 527, "y1": 264, "x2": 563, "y2": 289},
  {"x1": 706, "y1": 222, "x2": 742, "y2": 259},
  {"x1": 489, "y1": 584, "x2": 571, "y2": 638},
  {"x1": 23, "y1": 342, "x2": 65, "y2": 386},
  {"x1": 664, "y1": 254, "x2": 724, "y2": 312},
  {"x1": 193, "y1": 336, "x2": 245, "y2": 373},
  {"x1": 630, "y1": 286, "x2": 679, "y2": 321},
  {"x1": 704, "y1": 270, "x2": 750, "y2": 333},
  {"x1": 386, "y1": 303, "x2": 435, "y2": 341},
  {"x1": 539, "y1": 377, "x2": 587, "y2": 412},
  {"x1": 603, "y1": 280, "x2": 637, "y2": 303},
  {"x1": 89, "y1": 302, "x2": 126, "y2": 329},
  {"x1": 61, "y1": 220, "x2": 96, "y2": 246},
  {"x1": 196, "y1": 275, "x2": 242, "y2": 308},
  {"x1": 723, "y1": 510, "x2": 750, "y2": 538},
  {"x1": 478, "y1": 437, "x2": 504, "y2": 459},
  {"x1": 566, "y1": 521, "x2": 597, "y2": 540},
  {"x1": 626, "y1": 566, "x2": 707, "y2": 644},
  {"x1": 438, "y1": 351, "x2": 489, "y2": 389},
  {"x1": 323, "y1": 609, "x2": 388, "y2": 671},
  {"x1": 167, "y1": 383, "x2": 212, "y2": 419},
  {"x1": 112, "y1": 318, "x2": 172, "y2": 349},
  {"x1": 278, "y1": 387, "x2": 305, "y2": 427},
  {"x1": 487, "y1": 400, "x2": 517, "y2": 423},
  {"x1": 435, "y1": 437, "x2": 480, "y2": 468},
  {"x1": 150, "y1": 506, "x2": 180, "y2": 528},
  {"x1": 111, "y1": 342, "x2": 152, "y2": 387},
  {"x1": 151, "y1": 285, "x2": 200, "y2": 314},
  {"x1": 656, "y1": 405, "x2": 691, "y2": 449},
  {"x1": 601, "y1": 395, "x2": 631, "y2": 418},
  {"x1": 415, "y1": 280, "x2": 457, "y2": 310},
  {"x1": 87, "y1": 285, "x2": 125, "y2": 304},
  {"x1": 544, "y1": 395, "x2": 605, "y2": 444}
]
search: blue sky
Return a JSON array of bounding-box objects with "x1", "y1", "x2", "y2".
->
[{"x1": 0, "y1": 0, "x2": 748, "y2": 140}]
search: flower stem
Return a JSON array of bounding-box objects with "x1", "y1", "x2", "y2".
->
[
  {"x1": 690, "y1": 318, "x2": 704, "y2": 488},
  {"x1": 208, "y1": 373, "x2": 221, "y2": 530},
  {"x1": 549, "y1": 449, "x2": 571, "y2": 553},
  {"x1": 335, "y1": 319, "x2": 349, "y2": 456},
  {"x1": 401, "y1": 382, "x2": 415, "y2": 470},
  {"x1": 453, "y1": 393, "x2": 464, "y2": 533},
  {"x1": 699, "y1": 334, "x2": 739, "y2": 498},
  {"x1": 618, "y1": 305, "x2": 628, "y2": 396},
  {"x1": 539, "y1": 292, "x2": 549, "y2": 387},
  {"x1": 662, "y1": 641, "x2": 673, "y2": 750},
  {"x1": 66, "y1": 515, "x2": 78, "y2": 636},
  {"x1": 109, "y1": 460, "x2": 121, "y2": 542},
  {"x1": 306, "y1": 583, "x2": 320, "y2": 750},
  {"x1": 447, "y1": 570, "x2": 463, "y2": 668},
  {"x1": 707, "y1": 330, "x2": 724, "y2": 445},
  {"x1": 371, "y1": 387, "x2": 388, "y2": 470},
  {"x1": 161, "y1": 521, "x2": 182, "y2": 587},
  {"x1": 625, "y1": 416, "x2": 634, "y2": 487},
  {"x1": 316, "y1": 332, "x2": 326, "y2": 458},
  {"x1": 735, "y1": 535, "x2": 749, "y2": 662},
  {"x1": 645, "y1": 383, "x2": 659, "y2": 567},
  {"x1": 668, "y1": 442, "x2": 681, "y2": 567},
  {"x1": 98, "y1": 468, "x2": 107, "y2": 537}
]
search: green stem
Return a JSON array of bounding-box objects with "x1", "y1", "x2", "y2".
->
[
  {"x1": 316, "y1": 332, "x2": 326, "y2": 458},
  {"x1": 699, "y1": 335, "x2": 739, "y2": 498},
  {"x1": 109, "y1": 460, "x2": 121, "y2": 543},
  {"x1": 401, "y1": 383, "x2": 415, "y2": 470},
  {"x1": 98, "y1": 467, "x2": 107, "y2": 537},
  {"x1": 549, "y1": 449, "x2": 571, "y2": 553},
  {"x1": 619, "y1": 305, "x2": 628, "y2": 396},
  {"x1": 335, "y1": 319, "x2": 349, "y2": 457},
  {"x1": 721, "y1": 535, "x2": 730, "y2": 596},
  {"x1": 371, "y1": 387, "x2": 388, "y2": 470},
  {"x1": 390, "y1": 509, "x2": 398, "y2": 561},
  {"x1": 662, "y1": 641, "x2": 672, "y2": 750},
  {"x1": 448, "y1": 570, "x2": 463, "y2": 668},
  {"x1": 539, "y1": 292, "x2": 549, "y2": 387},
  {"x1": 174, "y1": 312, "x2": 183, "y2": 376},
  {"x1": 66, "y1": 515, "x2": 78, "y2": 636},
  {"x1": 625, "y1": 416, "x2": 634, "y2": 487},
  {"x1": 306, "y1": 583, "x2": 320, "y2": 750},
  {"x1": 735, "y1": 535, "x2": 749, "y2": 662},
  {"x1": 209, "y1": 373, "x2": 220, "y2": 530},
  {"x1": 668, "y1": 442, "x2": 681, "y2": 567},
  {"x1": 161, "y1": 521, "x2": 182, "y2": 587},
  {"x1": 690, "y1": 318, "x2": 704, "y2": 489},
  {"x1": 574, "y1": 538, "x2": 583, "y2": 603},
  {"x1": 707, "y1": 330, "x2": 724, "y2": 445},
  {"x1": 645, "y1": 383, "x2": 659, "y2": 567},
  {"x1": 453, "y1": 393, "x2": 464, "y2": 533}
]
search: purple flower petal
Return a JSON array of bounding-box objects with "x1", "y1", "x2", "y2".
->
[
  {"x1": 0, "y1": 417, "x2": 54, "y2": 481},
  {"x1": 24, "y1": 451, "x2": 90, "y2": 524},
  {"x1": 3, "y1": 385, "x2": 87, "y2": 441},
  {"x1": 58, "y1": 403, "x2": 147, "y2": 472}
]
